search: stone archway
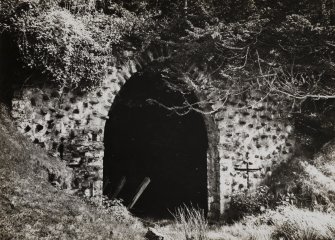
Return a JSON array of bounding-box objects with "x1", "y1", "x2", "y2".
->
[
  {"x1": 103, "y1": 69, "x2": 210, "y2": 217},
  {"x1": 11, "y1": 43, "x2": 297, "y2": 220},
  {"x1": 11, "y1": 44, "x2": 222, "y2": 218}
]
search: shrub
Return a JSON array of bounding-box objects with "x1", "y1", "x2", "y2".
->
[
  {"x1": 6, "y1": 6, "x2": 109, "y2": 92},
  {"x1": 0, "y1": 1, "x2": 155, "y2": 92},
  {"x1": 227, "y1": 186, "x2": 276, "y2": 222}
]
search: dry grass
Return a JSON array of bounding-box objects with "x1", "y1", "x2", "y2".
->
[
  {"x1": 207, "y1": 206, "x2": 335, "y2": 240},
  {"x1": 270, "y1": 207, "x2": 335, "y2": 240},
  {"x1": 155, "y1": 205, "x2": 335, "y2": 240},
  {"x1": 210, "y1": 221, "x2": 273, "y2": 240},
  {"x1": 152, "y1": 206, "x2": 208, "y2": 240},
  {"x1": 302, "y1": 161, "x2": 335, "y2": 194},
  {"x1": 172, "y1": 205, "x2": 208, "y2": 240}
]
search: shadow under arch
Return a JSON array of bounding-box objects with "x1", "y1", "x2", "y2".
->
[{"x1": 103, "y1": 66, "x2": 213, "y2": 218}]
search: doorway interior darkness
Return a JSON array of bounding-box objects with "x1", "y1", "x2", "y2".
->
[{"x1": 103, "y1": 69, "x2": 208, "y2": 218}]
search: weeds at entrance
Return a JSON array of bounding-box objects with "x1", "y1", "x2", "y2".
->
[{"x1": 172, "y1": 205, "x2": 208, "y2": 240}]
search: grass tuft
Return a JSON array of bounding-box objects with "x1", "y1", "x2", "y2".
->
[{"x1": 172, "y1": 205, "x2": 208, "y2": 240}]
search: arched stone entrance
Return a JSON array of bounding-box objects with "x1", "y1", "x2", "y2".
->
[
  {"x1": 11, "y1": 44, "x2": 296, "y2": 220},
  {"x1": 10, "y1": 45, "x2": 222, "y2": 218},
  {"x1": 103, "y1": 69, "x2": 209, "y2": 217}
]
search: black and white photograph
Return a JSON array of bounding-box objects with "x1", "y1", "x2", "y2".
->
[{"x1": 1, "y1": 1, "x2": 335, "y2": 239}]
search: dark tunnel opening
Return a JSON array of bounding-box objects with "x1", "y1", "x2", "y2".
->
[{"x1": 103, "y1": 70, "x2": 208, "y2": 218}]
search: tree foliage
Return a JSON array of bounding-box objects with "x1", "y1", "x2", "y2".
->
[
  {"x1": 0, "y1": 0, "x2": 155, "y2": 91},
  {"x1": 1, "y1": 0, "x2": 335, "y2": 111}
]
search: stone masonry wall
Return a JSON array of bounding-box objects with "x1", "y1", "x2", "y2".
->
[
  {"x1": 11, "y1": 46, "x2": 295, "y2": 218},
  {"x1": 213, "y1": 93, "x2": 294, "y2": 214}
]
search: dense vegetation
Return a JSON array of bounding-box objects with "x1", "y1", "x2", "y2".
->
[
  {"x1": 1, "y1": 0, "x2": 335, "y2": 180},
  {"x1": 1, "y1": 1, "x2": 335, "y2": 95},
  {"x1": 0, "y1": 0, "x2": 156, "y2": 92},
  {"x1": 2, "y1": 0, "x2": 335, "y2": 154},
  {"x1": 0, "y1": 1, "x2": 335, "y2": 106}
]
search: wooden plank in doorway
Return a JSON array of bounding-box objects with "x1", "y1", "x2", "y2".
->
[{"x1": 128, "y1": 177, "x2": 151, "y2": 209}]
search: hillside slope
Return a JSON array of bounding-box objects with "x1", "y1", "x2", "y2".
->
[{"x1": 0, "y1": 103, "x2": 144, "y2": 240}]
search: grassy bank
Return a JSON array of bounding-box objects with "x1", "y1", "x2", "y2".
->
[{"x1": 0, "y1": 103, "x2": 144, "y2": 239}]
